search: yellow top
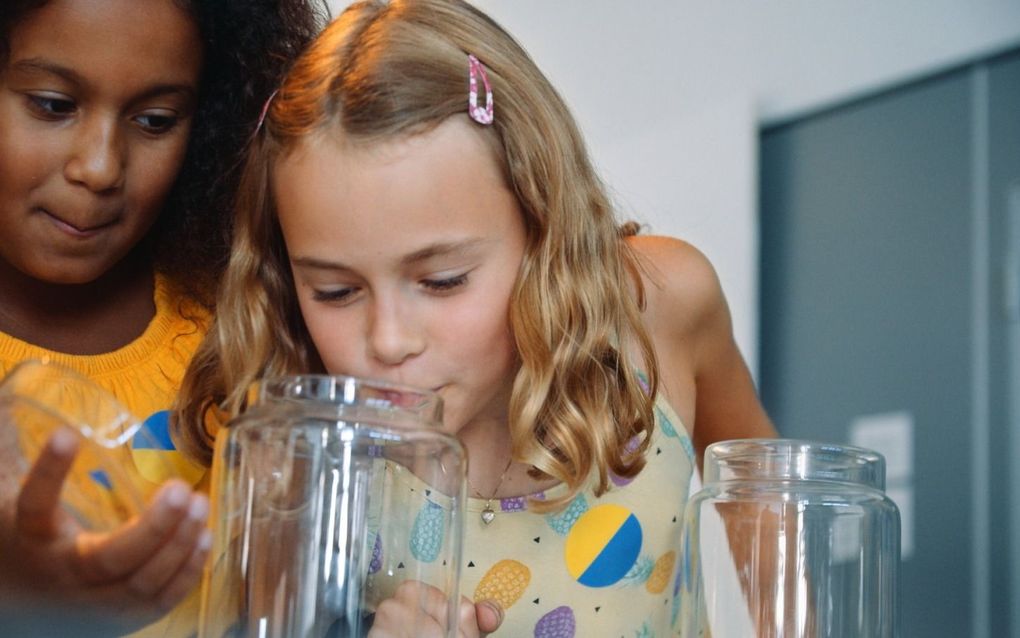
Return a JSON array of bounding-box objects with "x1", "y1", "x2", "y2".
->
[
  {"x1": 0, "y1": 275, "x2": 207, "y2": 417},
  {"x1": 371, "y1": 392, "x2": 696, "y2": 637},
  {"x1": 0, "y1": 274, "x2": 211, "y2": 638}
]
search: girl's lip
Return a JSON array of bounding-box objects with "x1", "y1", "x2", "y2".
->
[
  {"x1": 375, "y1": 389, "x2": 434, "y2": 408},
  {"x1": 39, "y1": 208, "x2": 116, "y2": 238}
]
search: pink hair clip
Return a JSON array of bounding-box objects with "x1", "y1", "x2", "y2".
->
[
  {"x1": 254, "y1": 89, "x2": 278, "y2": 135},
  {"x1": 467, "y1": 54, "x2": 493, "y2": 125},
  {"x1": 244, "y1": 89, "x2": 277, "y2": 149}
]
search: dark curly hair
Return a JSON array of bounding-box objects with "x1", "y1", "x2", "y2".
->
[{"x1": 1, "y1": 0, "x2": 328, "y2": 304}]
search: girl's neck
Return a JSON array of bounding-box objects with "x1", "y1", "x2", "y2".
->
[
  {"x1": 458, "y1": 415, "x2": 559, "y2": 499},
  {"x1": 0, "y1": 251, "x2": 156, "y2": 356}
]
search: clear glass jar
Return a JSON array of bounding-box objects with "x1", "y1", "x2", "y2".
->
[
  {"x1": 680, "y1": 439, "x2": 900, "y2": 637},
  {"x1": 199, "y1": 375, "x2": 466, "y2": 638},
  {"x1": 0, "y1": 359, "x2": 171, "y2": 531}
]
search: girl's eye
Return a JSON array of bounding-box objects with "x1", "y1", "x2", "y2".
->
[
  {"x1": 134, "y1": 112, "x2": 180, "y2": 135},
  {"x1": 422, "y1": 273, "x2": 468, "y2": 292},
  {"x1": 311, "y1": 287, "x2": 357, "y2": 304},
  {"x1": 26, "y1": 94, "x2": 76, "y2": 118}
]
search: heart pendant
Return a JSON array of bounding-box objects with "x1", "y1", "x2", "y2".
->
[{"x1": 481, "y1": 506, "x2": 496, "y2": 525}]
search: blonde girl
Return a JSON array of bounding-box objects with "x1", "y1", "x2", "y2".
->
[{"x1": 177, "y1": 0, "x2": 776, "y2": 635}]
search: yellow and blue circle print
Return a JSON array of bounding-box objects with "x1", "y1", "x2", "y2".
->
[
  {"x1": 130, "y1": 410, "x2": 204, "y2": 487},
  {"x1": 563, "y1": 503, "x2": 642, "y2": 587}
]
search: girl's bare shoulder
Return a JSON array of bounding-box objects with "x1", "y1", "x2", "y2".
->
[{"x1": 624, "y1": 234, "x2": 729, "y2": 343}]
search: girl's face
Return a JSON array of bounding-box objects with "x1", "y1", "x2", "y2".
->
[
  {"x1": 0, "y1": 0, "x2": 202, "y2": 285},
  {"x1": 274, "y1": 118, "x2": 528, "y2": 437}
]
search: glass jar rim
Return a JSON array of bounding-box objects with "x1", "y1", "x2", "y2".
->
[
  {"x1": 703, "y1": 438, "x2": 886, "y2": 490},
  {"x1": 247, "y1": 374, "x2": 444, "y2": 427}
]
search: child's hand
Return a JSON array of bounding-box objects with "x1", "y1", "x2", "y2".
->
[
  {"x1": 369, "y1": 580, "x2": 504, "y2": 637},
  {"x1": 0, "y1": 428, "x2": 211, "y2": 632}
]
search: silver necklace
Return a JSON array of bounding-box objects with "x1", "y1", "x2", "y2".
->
[{"x1": 468, "y1": 456, "x2": 514, "y2": 526}]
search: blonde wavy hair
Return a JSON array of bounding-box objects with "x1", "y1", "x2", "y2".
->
[{"x1": 174, "y1": 0, "x2": 659, "y2": 508}]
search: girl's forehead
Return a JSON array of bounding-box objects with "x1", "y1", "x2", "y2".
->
[
  {"x1": 10, "y1": 0, "x2": 201, "y2": 68},
  {"x1": 17, "y1": 0, "x2": 196, "y2": 31},
  {"x1": 305, "y1": 123, "x2": 462, "y2": 161},
  {"x1": 280, "y1": 119, "x2": 502, "y2": 186},
  {"x1": 273, "y1": 118, "x2": 523, "y2": 243}
]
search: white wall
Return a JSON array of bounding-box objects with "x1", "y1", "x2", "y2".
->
[{"x1": 327, "y1": 0, "x2": 1020, "y2": 378}]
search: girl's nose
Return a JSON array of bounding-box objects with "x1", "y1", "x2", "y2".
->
[
  {"x1": 367, "y1": 297, "x2": 425, "y2": 366},
  {"x1": 63, "y1": 114, "x2": 125, "y2": 193}
]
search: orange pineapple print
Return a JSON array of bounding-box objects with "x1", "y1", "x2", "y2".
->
[{"x1": 473, "y1": 559, "x2": 531, "y2": 609}]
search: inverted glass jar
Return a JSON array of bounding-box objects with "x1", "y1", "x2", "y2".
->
[
  {"x1": 0, "y1": 359, "x2": 172, "y2": 531},
  {"x1": 199, "y1": 375, "x2": 466, "y2": 638},
  {"x1": 680, "y1": 439, "x2": 900, "y2": 637}
]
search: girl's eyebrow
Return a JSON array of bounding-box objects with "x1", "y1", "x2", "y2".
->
[
  {"x1": 12, "y1": 58, "x2": 82, "y2": 85},
  {"x1": 291, "y1": 238, "x2": 489, "y2": 271},
  {"x1": 12, "y1": 58, "x2": 198, "y2": 101},
  {"x1": 399, "y1": 238, "x2": 488, "y2": 265}
]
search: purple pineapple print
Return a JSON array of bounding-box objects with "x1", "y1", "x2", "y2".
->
[
  {"x1": 534, "y1": 606, "x2": 575, "y2": 638},
  {"x1": 369, "y1": 532, "x2": 382, "y2": 574}
]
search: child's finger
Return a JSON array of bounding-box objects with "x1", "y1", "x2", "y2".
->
[
  {"x1": 122, "y1": 493, "x2": 209, "y2": 600},
  {"x1": 153, "y1": 526, "x2": 212, "y2": 612},
  {"x1": 456, "y1": 596, "x2": 481, "y2": 638},
  {"x1": 399, "y1": 580, "x2": 449, "y2": 626},
  {"x1": 371, "y1": 604, "x2": 445, "y2": 638},
  {"x1": 76, "y1": 480, "x2": 192, "y2": 581},
  {"x1": 15, "y1": 428, "x2": 79, "y2": 538},
  {"x1": 370, "y1": 581, "x2": 451, "y2": 637},
  {"x1": 473, "y1": 599, "x2": 504, "y2": 636}
]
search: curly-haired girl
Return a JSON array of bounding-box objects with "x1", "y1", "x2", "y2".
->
[{"x1": 0, "y1": 0, "x2": 325, "y2": 635}]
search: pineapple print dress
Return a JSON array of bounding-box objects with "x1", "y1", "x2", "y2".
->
[{"x1": 368, "y1": 391, "x2": 696, "y2": 637}]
